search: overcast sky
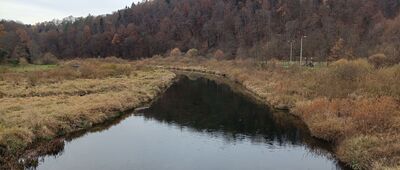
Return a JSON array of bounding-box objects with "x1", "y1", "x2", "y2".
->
[{"x1": 0, "y1": 0, "x2": 140, "y2": 25}]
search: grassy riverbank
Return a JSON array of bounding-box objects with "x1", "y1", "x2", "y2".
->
[
  {"x1": 141, "y1": 56, "x2": 400, "y2": 170},
  {"x1": 1, "y1": 55, "x2": 398, "y2": 169},
  {"x1": 0, "y1": 58, "x2": 175, "y2": 167}
]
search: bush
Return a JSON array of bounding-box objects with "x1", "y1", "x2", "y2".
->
[
  {"x1": 351, "y1": 97, "x2": 398, "y2": 133},
  {"x1": 101, "y1": 63, "x2": 132, "y2": 77},
  {"x1": 294, "y1": 98, "x2": 351, "y2": 141},
  {"x1": 368, "y1": 53, "x2": 391, "y2": 68},
  {"x1": 7, "y1": 58, "x2": 19, "y2": 66},
  {"x1": 214, "y1": 50, "x2": 225, "y2": 60},
  {"x1": 265, "y1": 58, "x2": 281, "y2": 70},
  {"x1": 103, "y1": 56, "x2": 125, "y2": 63},
  {"x1": 364, "y1": 64, "x2": 400, "y2": 98},
  {"x1": 295, "y1": 96, "x2": 399, "y2": 141},
  {"x1": 314, "y1": 59, "x2": 373, "y2": 98},
  {"x1": 338, "y1": 135, "x2": 379, "y2": 170},
  {"x1": 185, "y1": 48, "x2": 199, "y2": 57},
  {"x1": 37, "y1": 53, "x2": 59, "y2": 65},
  {"x1": 152, "y1": 54, "x2": 163, "y2": 59},
  {"x1": 0, "y1": 48, "x2": 8, "y2": 63},
  {"x1": 331, "y1": 59, "x2": 372, "y2": 82},
  {"x1": 170, "y1": 48, "x2": 182, "y2": 57},
  {"x1": 18, "y1": 57, "x2": 29, "y2": 66}
]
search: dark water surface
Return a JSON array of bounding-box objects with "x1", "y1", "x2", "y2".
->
[{"x1": 33, "y1": 75, "x2": 345, "y2": 170}]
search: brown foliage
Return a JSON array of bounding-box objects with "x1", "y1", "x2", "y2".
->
[
  {"x1": 0, "y1": 0, "x2": 400, "y2": 61},
  {"x1": 368, "y1": 53, "x2": 391, "y2": 68},
  {"x1": 185, "y1": 48, "x2": 199, "y2": 57},
  {"x1": 313, "y1": 59, "x2": 372, "y2": 98},
  {"x1": 214, "y1": 50, "x2": 225, "y2": 60},
  {"x1": 36, "y1": 52, "x2": 59, "y2": 65},
  {"x1": 295, "y1": 97, "x2": 400, "y2": 169},
  {"x1": 170, "y1": 48, "x2": 182, "y2": 57}
]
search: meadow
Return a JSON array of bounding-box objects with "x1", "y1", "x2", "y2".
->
[
  {"x1": 0, "y1": 54, "x2": 399, "y2": 169},
  {"x1": 0, "y1": 58, "x2": 175, "y2": 167}
]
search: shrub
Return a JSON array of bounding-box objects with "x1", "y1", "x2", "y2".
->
[
  {"x1": 265, "y1": 58, "x2": 281, "y2": 70},
  {"x1": 170, "y1": 48, "x2": 182, "y2": 57},
  {"x1": 78, "y1": 62, "x2": 100, "y2": 78},
  {"x1": 152, "y1": 54, "x2": 163, "y2": 59},
  {"x1": 294, "y1": 98, "x2": 351, "y2": 141},
  {"x1": 18, "y1": 57, "x2": 29, "y2": 66},
  {"x1": 364, "y1": 64, "x2": 400, "y2": 98},
  {"x1": 7, "y1": 58, "x2": 19, "y2": 66},
  {"x1": 0, "y1": 48, "x2": 8, "y2": 63},
  {"x1": 368, "y1": 53, "x2": 391, "y2": 68},
  {"x1": 103, "y1": 56, "x2": 125, "y2": 63},
  {"x1": 314, "y1": 59, "x2": 373, "y2": 98},
  {"x1": 351, "y1": 97, "x2": 398, "y2": 133},
  {"x1": 102, "y1": 63, "x2": 132, "y2": 77},
  {"x1": 214, "y1": 49, "x2": 225, "y2": 60},
  {"x1": 37, "y1": 52, "x2": 59, "y2": 65},
  {"x1": 295, "y1": 96, "x2": 399, "y2": 141},
  {"x1": 185, "y1": 48, "x2": 199, "y2": 57},
  {"x1": 338, "y1": 135, "x2": 379, "y2": 170},
  {"x1": 331, "y1": 59, "x2": 372, "y2": 81}
]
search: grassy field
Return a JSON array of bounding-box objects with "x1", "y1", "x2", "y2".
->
[
  {"x1": 0, "y1": 58, "x2": 175, "y2": 167},
  {"x1": 1, "y1": 56, "x2": 398, "y2": 169},
  {"x1": 140, "y1": 56, "x2": 400, "y2": 170}
]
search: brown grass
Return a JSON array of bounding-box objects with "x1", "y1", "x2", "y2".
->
[
  {"x1": 0, "y1": 58, "x2": 175, "y2": 160},
  {"x1": 140, "y1": 56, "x2": 400, "y2": 169},
  {"x1": 1, "y1": 54, "x2": 398, "y2": 169}
]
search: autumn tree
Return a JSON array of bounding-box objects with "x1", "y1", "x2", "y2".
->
[
  {"x1": 0, "y1": 0, "x2": 399, "y2": 61},
  {"x1": 329, "y1": 38, "x2": 345, "y2": 63}
]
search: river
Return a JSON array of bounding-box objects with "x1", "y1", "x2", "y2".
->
[{"x1": 31, "y1": 75, "x2": 346, "y2": 170}]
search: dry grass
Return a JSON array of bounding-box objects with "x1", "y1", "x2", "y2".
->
[
  {"x1": 1, "y1": 55, "x2": 398, "y2": 169},
  {"x1": 0, "y1": 58, "x2": 175, "y2": 159},
  {"x1": 140, "y1": 56, "x2": 400, "y2": 170},
  {"x1": 295, "y1": 97, "x2": 400, "y2": 169}
]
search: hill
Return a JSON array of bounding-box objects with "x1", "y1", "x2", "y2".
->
[{"x1": 1, "y1": 0, "x2": 400, "y2": 63}]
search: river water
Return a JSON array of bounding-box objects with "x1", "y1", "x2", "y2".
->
[{"x1": 32, "y1": 75, "x2": 346, "y2": 170}]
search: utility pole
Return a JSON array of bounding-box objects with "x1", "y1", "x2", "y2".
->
[{"x1": 300, "y1": 36, "x2": 307, "y2": 65}]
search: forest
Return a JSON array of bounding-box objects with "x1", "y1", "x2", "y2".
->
[{"x1": 0, "y1": 0, "x2": 400, "y2": 64}]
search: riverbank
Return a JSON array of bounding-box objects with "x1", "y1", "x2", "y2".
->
[
  {"x1": 0, "y1": 58, "x2": 176, "y2": 168},
  {"x1": 1, "y1": 56, "x2": 398, "y2": 169},
  {"x1": 140, "y1": 56, "x2": 400, "y2": 170}
]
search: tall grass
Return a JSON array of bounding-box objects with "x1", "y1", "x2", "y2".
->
[
  {"x1": 0, "y1": 58, "x2": 176, "y2": 167},
  {"x1": 141, "y1": 56, "x2": 400, "y2": 169}
]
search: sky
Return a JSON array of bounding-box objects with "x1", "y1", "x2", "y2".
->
[{"x1": 0, "y1": 0, "x2": 141, "y2": 25}]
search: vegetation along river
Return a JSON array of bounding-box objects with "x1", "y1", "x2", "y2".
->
[{"x1": 30, "y1": 75, "x2": 347, "y2": 170}]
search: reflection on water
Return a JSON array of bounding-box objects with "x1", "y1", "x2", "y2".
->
[{"x1": 30, "y1": 76, "x2": 346, "y2": 170}]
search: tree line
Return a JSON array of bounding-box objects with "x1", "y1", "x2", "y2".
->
[{"x1": 0, "y1": 0, "x2": 400, "y2": 63}]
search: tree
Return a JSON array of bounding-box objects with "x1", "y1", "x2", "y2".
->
[
  {"x1": 0, "y1": 24, "x2": 5, "y2": 37},
  {"x1": 0, "y1": 0, "x2": 398, "y2": 60},
  {"x1": 214, "y1": 49, "x2": 225, "y2": 60},
  {"x1": 0, "y1": 48, "x2": 8, "y2": 63},
  {"x1": 329, "y1": 38, "x2": 345, "y2": 63}
]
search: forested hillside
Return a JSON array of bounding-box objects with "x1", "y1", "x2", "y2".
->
[{"x1": 1, "y1": 0, "x2": 400, "y2": 63}]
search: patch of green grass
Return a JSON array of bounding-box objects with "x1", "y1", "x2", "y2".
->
[{"x1": 0, "y1": 64, "x2": 58, "y2": 73}]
